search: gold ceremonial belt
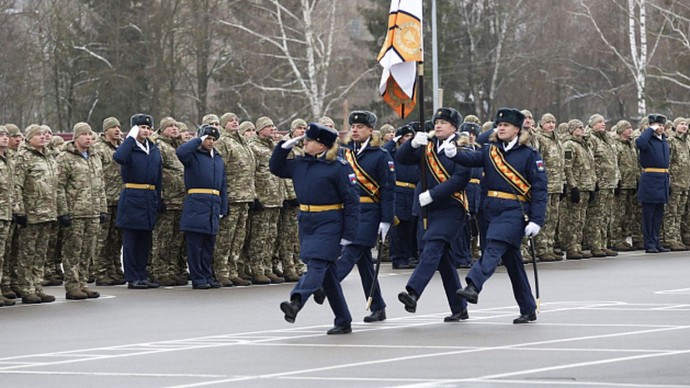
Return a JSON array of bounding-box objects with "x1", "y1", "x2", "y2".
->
[
  {"x1": 487, "y1": 190, "x2": 526, "y2": 202},
  {"x1": 187, "y1": 188, "x2": 220, "y2": 196},
  {"x1": 644, "y1": 168, "x2": 669, "y2": 173},
  {"x1": 396, "y1": 181, "x2": 416, "y2": 189},
  {"x1": 124, "y1": 183, "x2": 156, "y2": 190},
  {"x1": 469, "y1": 178, "x2": 481, "y2": 184},
  {"x1": 299, "y1": 203, "x2": 344, "y2": 212},
  {"x1": 360, "y1": 196, "x2": 377, "y2": 203}
]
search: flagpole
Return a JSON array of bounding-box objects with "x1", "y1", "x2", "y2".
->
[{"x1": 417, "y1": 61, "x2": 428, "y2": 230}]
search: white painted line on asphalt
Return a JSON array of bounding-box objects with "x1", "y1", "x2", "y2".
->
[{"x1": 655, "y1": 288, "x2": 690, "y2": 295}]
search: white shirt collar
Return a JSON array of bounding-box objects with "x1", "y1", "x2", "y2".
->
[
  {"x1": 503, "y1": 136, "x2": 519, "y2": 151},
  {"x1": 135, "y1": 138, "x2": 150, "y2": 154}
]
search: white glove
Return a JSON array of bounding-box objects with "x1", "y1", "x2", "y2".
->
[
  {"x1": 281, "y1": 134, "x2": 306, "y2": 149},
  {"x1": 200, "y1": 135, "x2": 208, "y2": 141},
  {"x1": 127, "y1": 125, "x2": 140, "y2": 139},
  {"x1": 378, "y1": 222, "x2": 391, "y2": 240},
  {"x1": 392, "y1": 135, "x2": 402, "y2": 143},
  {"x1": 219, "y1": 214, "x2": 224, "y2": 219},
  {"x1": 524, "y1": 221, "x2": 541, "y2": 237},
  {"x1": 419, "y1": 190, "x2": 433, "y2": 207},
  {"x1": 411, "y1": 132, "x2": 428, "y2": 149},
  {"x1": 340, "y1": 238, "x2": 352, "y2": 246},
  {"x1": 440, "y1": 141, "x2": 457, "y2": 158}
]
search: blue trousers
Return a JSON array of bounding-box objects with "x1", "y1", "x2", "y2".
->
[
  {"x1": 292, "y1": 258, "x2": 352, "y2": 327},
  {"x1": 406, "y1": 239, "x2": 468, "y2": 314},
  {"x1": 122, "y1": 229, "x2": 152, "y2": 283},
  {"x1": 185, "y1": 231, "x2": 215, "y2": 286},
  {"x1": 466, "y1": 239, "x2": 536, "y2": 315},
  {"x1": 451, "y1": 224, "x2": 473, "y2": 267},
  {"x1": 641, "y1": 203, "x2": 664, "y2": 250},
  {"x1": 336, "y1": 244, "x2": 386, "y2": 312},
  {"x1": 390, "y1": 217, "x2": 417, "y2": 266}
]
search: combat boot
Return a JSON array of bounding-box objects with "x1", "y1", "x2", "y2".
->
[
  {"x1": 283, "y1": 271, "x2": 301, "y2": 282},
  {"x1": 82, "y1": 288, "x2": 100, "y2": 298},
  {"x1": 267, "y1": 274, "x2": 285, "y2": 284},
  {"x1": 670, "y1": 242, "x2": 688, "y2": 251},
  {"x1": 95, "y1": 277, "x2": 115, "y2": 286},
  {"x1": 2, "y1": 286, "x2": 17, "y2": 299},
  {"x1": 603, "y1": 248, "x2": 618, "y2": 256},
  {"x1": 538, "y1": 253, "x2": 558, "y2": 262},
  {"x1": 612, "y1": 243, "x2": 632, "y2": 251},
  {"x1": 566, "y1": 251, "x2": 583, "y2": 260},
  {"x1": 173, "y1": 276, "x2": 188, "y2": 286},
  {"x1": 37, "y1": 292, "x2": 56, "y2": 303},
  {"x1": 580, "y1": 250, "x2": 592, "y2": 258},
  {"x1": 1, "y1": 296, "x2": 15, "y2": 306},
  {"x1": 21, "y1": 294, "x2": 42, "y2": 304},
  {"x1": 156, "y1": 278, "x2": 178, "y2": 287},
  {"x1": 229, "y1": 276, "x2": 251, "y2": 286},
  {"x1": 252, "y1": 275, "x2": 271, "y2": 285},
  {"x1": 66, "y1": 290, "x2": 88, "y2": 300},
  {"x1": 591, "y1": 249, "x2": 607, "y2": 257},
  {"x1": 280, "y1": 296, "x2": 302, "y2": 323}
]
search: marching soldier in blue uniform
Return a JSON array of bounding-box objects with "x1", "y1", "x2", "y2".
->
[
  {"x1": 113, "y1": 114, "x2": 163, "y2": 289},
  {"x1": 382, "y1": 123, "x2": 419, "y2": 269},
  {"x1": 270, "y1": 123, "x2": 360, "y2": 335},
  {"x1": 462, "y1": 122, "x2": 484, "y2": 261},
  {"x1": 336, "y1": 110, "x2": 395, "y2": 323},
  {"x1": 176, "y1": 124, "x2": 228, "y2": 289},
  {"x1": 452, "y1": 108, "x2": 547, "y2": 324},
  {"x1": 396, "y1": 107, "x2": 472, "y2": 322},
  {"x1": 636, "y1": 114, "x2": 670, "y2": 253}
]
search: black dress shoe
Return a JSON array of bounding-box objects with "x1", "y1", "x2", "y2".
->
[
  {"x1": 209, "y1": 281, "x2": 222, "y2": 288},
  {"x1": 280, "y1": 300, "x2": 301, "y2": 323},
  {"x1": 127, "y1": 281, "x2": 148, "y2": 289},
  {"x1": 363, "y1": 309, "x2": 386, "y2": 322},
  {"x1": 192, "y1": 284, "x2": 211, "y2": 290},
  {"x1": 145, "y1": 280, "x2": 159, "y2": 289},
  {"x1": 313, "y1": 287, "x2": 326, "y2": 305},
  {"x1": 397, "y1": 291, "x2": 418, "y2": 313},
  {"x1": 657, "y1": 247, "x2": 670, "y2": 253},
  {"x1": 443, "y1": 309, "x2": 469, "y2": 322},
  {"x1": 326, "y1": 324, "x2": 352, "y2": 335},
  {"x1": 513, "y1": 311, "x2": 537, "y2": 324},
  {"x1": 456, "y1": 283, "x2": 479, "y2": 304},
  {"x1": 392, "y1": 262, "x2": 416, "y2": 270},
  {"x1": 645, "y1": 248, "x2": 659, "y2": 253}
]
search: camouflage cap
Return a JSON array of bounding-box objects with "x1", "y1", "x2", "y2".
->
[
  {"x1": 220, "y1": 112, "x2": 238, "y2": 128},
  {"x1": 520, "y1": 109, "x2": 533, "y2": 119},
  {"x1": 615, "y1": 120, "x2": 632, "y2": 134},
  {"x1": 673, "y1": 117, "x2": 686, "y2": 128},
  {"x1": 588, "y1": 114, "x2": 605, "y2": 127},
  {"x1": 202, "y1": 114, "x2": 220, "y2": 125},
  {"x1": 290, "y1": 118, "x2": 308, "y2": 133},
  {"x1": 24, "y1": 124, "x2": 43, "y2": 140},
  {"x1": 102, "y1": 117, "x2": 120, "y2": 132},
  {"x1": 379, "y1": 124, "x2": 395, "y2": 134},
  {"x1": 567, "y1": 119, "x2": 584, "y2": 134},
  {"x1": 255, "y1": 116, "x2": 274, "y2": 132},
  {"x1": 40, "y1": 125, "x2": 53, "y2": 135},
  {"x1": 158, "y1": 117, "x2": 177, "y2": 132},
  {"x1": 463, "y1": 114, "x2": 481, "y2": 124},
  {"x1": 239, "y1": 121, "x2": 256, "y2": 134},
  {"x1": 5, "y1": 123, "x2": 21, "y2": 137},
  {"x1": 178, "y1": 122, "x2": 189, "y2": 132},
  {"x1": 540, "y1": 113, "x2": 556, "y2": 125},
  {"x1": 73, "y1": 122, "x2": 92, "y2": 139},
  {"x1": 318, "y1": 116, "x2": 336, "y2": 128},
  {"x1": 0, "y1": 125, "x2": 7, "y2": 135}
]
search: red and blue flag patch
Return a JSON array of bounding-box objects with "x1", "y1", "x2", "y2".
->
[
  {"x1": 536, "y1": 160, "x2": 545, "y2": 172},
  {"x1": 388, "y1": 160, "x2": 395, "y2": 172}
]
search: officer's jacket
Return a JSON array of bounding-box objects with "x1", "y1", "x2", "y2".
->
[
  {"x1": 113, "y1": 136, "x2": 162, "y2": 231},
  {"x1": 269, "y1": 143, "x2": 360, "y2": 261},
  {"x1": 56, "y1": 142, "x2": 107, "y2": 219},
  {"x1": 614, "y1": 136, "x2": 640, "y2": 189},
  {"x1": 157, "y1": 135, "x2": 186, "y2": 210},
  {"x1": 636, "y1": 127, "x2": 670, "y2": 204},
  {"x1": 93, "y1": 135, "x2": 122, "y2": 206},
  {"x1": 176, "y1": 138, "x2": 228, "y2": 236},
  {"x1": 397, "y1": 133, "x2": 470, "y2": 243},
  {"x1": 452, "y1": 132, "x2": 547, "y2": 248},
  {"x1": 562, "y1": 135, "x2": 596, "y2": 191},
  {"x1": 589, "y1": 130, "x2": 620, "y2": 189},
  {"x1": 668, "y1": 131, "x2": 690, "y2": 189},
  {"x1": 342, "y1": 138, "x2": 395, "y2": 247},
  {"x1": 383, "y1": 139, "x2": 419, "y2": 221},
  {"x1": 250, "y1": 136, "x2": 284, "y2": 208},
  {"x1": 14, "y1": 143, "x2": 58, "y2": 224},
  {"x1": 536, "y1": 128, "x2": 564, "y2": 193},
  {"x1": 215, "y1": 129, "x2": 256, "y2": 203},
  {"x1": 0, "y1": 150, "x2": 13, "y2": 221}
]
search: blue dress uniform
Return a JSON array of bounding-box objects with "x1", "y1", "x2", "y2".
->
[
  {"x1": 635, "y1": 115, "x2": 670, "y2": 253},
  {"x1": 335, "y1": 111, "x2": 395, "y2": 322},
  {"x1": 113, "y1": 114, "x2": 162, "y2": 288},
  {"x1": 383, "y1": 130, "x2": 419, "y2": 269},
  {"x1": 270, "y1": 123, "x2": 360, "y2": 333},
  {"x1": 454, "y1": 108, "x2": 547, "y2": 322},
  {"x1": 396, "y1": 108, "x2": 471, "y2": 319},
  {"x1": 176, "y1": 127, "x2": 228, "y2": 288}
]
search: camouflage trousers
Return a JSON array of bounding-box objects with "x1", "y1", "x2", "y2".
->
[
  {"x1": 213, "y1": 202, "x2": 250, "y2": 281},
  {"x1": 663, "y1": 189, "x2": 688, "y2": 245},
  {"x1": 0, "y1": 220, "x2": 10, "y2": 284},
  {"x1": 610, "y1": 189, "x2": 638, "y2": 247},
  {"x1": 62, "y1": 218, "x2": 99, "y2": 293},
  {"x1": 2, "y1": 223, "x2": 19, "y2": 289},
  {"x1": 43, "y1": 221, "x2": 63, "y2": 279},
  {"x1": 558, "y1": 191, "x2": 590, "y2": 253},
  {"x1": 535, "y1": 193, "x2": 561, "y2": 256},
  {"x1": 584, "y1": 189, "x2": 614, "y2": 251},
  {"x1": 247, "y1": 207, "x2": 280, "y2": 277},
  {"x1": 273, "y1": 205, "x2": 301, "y2": 275},
  {"x1": 16, "y1": 222, "x2": 52, "y2": 296},
  {"x1": 150, "y1": 209, "x2": 185, "y2": 281},
  {"x1": 95, "y1": 205, "x2": 124, "y2": 280},
  {"x1": 682, "y1": 194, "x2": 690, "y2": 245}
]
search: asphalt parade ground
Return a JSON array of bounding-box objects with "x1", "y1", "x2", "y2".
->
[{"x1": 1, "y1": 250, "x2": 689, "y2": 387}]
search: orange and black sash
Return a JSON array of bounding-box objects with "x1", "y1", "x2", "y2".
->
[
  {"x1": 425, "y1": 142, "x2": 468, "y2": 210},
  {"x1": 343, "y1": 148, "x2": 380, "y2": 202},
  {"x1": 488, "y1": 144, "x2": 531, "y2": 201}
]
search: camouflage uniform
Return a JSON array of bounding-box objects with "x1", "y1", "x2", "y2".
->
[
  {"x1": 584, "y1": 119, "x2": 620, "y2": 256},
  {"x1": 150, "y1": 133, "x2": 186, "y2": 284},
  {"x1": 93, "y1": 133, "x2": 125, "y2": 284},
  {"x1": 559, "y1": 120, "x2": 596, "y2": 259},
  {"x1": 247, "y1": 129, "x2": 285, "y2": 284},
  {"x1": 535, "y1": 116, "x2": 564, "y2": 260},
  {"x1": 663, "y1": 125, "x2": 690, "y2": 250},
  {"x1": 0, "y1": 130, "x2": 16, "y2": 305},
  {"x1": 611, "y1": 121, "x2": 642, "y2": 251},
  {"x1": 43, "y1": 142, "x2": 63, "y2": 285},
  {"x1": 213, "y1": 124, "x2": 256, "y2": 285},
  {"x1": 56, "y1": 136, "x2": 107, "y2": 297},
  {"x1": 14, "y1": 137, "x2": 59, "y2": 302}
]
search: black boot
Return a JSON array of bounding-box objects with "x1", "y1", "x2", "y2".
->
[
  {"x1": 280, "y1": 296, "x2": 302, "y2": 323},
  {"x1": 443, "y1": 309, "x2": 469, "y2": 322},
  {"x1": 313, "y1": 287, "x2": 326, "y2": 305},
  {"x1": 456, "y1": 282, "x2": 479, "y2": 304},
  {"x1": 326, "y1": 324, "x2": 352, "y2": 335},
  {"x1": 397, "y1": 290, "x2": 418, "y2": 313},
  {"x1": 513, "y1": 311, "x2": 537, "y2": 324},
  {"x1": 363, "y1": 309, "x2": 386, "y2": 322}
]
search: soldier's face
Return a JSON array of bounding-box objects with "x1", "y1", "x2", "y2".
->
[
  {"x1": 107, "y1": 126, "x2": 123, "y2": 140},
  {"x1": 383, "y1": 132, "x2": 394, "y2": 141},
  {"x1": 137, "y1": 125, "x2": 152, "y2": 139},
  {"x1": 572, "y1": 125, "x2": 584, "y2": 137},
  {"x1": 292, "y1": 125, "x2": 307, "y2": 137},
  {"x1": 225, "y1": 117, "x2": 239, "y2": 131},
  {"x1": 496, "y1": 122, "x2": 520, "y2": 142},
  {"x1": 75, "y1": 133, "x2": 92, "y2": 150},
  {"x1": 0, "y1": 133, "x2": 8, "y2": 148},
  {"x1": 593, "y1": 121, "x2": 606, "y2": 132},
  {"x1": 676, "y1": 122, "x2": 688, "y2": 134},
  {"x1": 350, "y1": 123, "x2": 372, "y2": 142},
  {"x1": 180, "y1": 131, "x2": 192, "y2": 142},
  {"x1": 258, "y1": 125, "x2": 275, "y2": 139},
  {"x1": 9, "y1": 135, "x2": 22, "y2": 149},
  {"x1": 201, "y1": 136, "x2": 216, "y2": 151},
  {"x1": 541, "y1": 120, "x2": 556, "y2": 132},
  {"x1": 161, "y1": 124, "x2": 179, "y2": 139},
  {"x1": 28, "y1": 132, "x2": 47, "y2": 148},
  {"x1": 434, "y1": 119, "x2": 456, "y2": 140},
  {"x1": 620, "y1": 127, "x2": 632, "y2": 139},
  {"x1": 303, "y1": 138, "x2": 327, "y2": 156},
  {"x1": 522, "y1": 117, "x2": 534, "y2": 130}
]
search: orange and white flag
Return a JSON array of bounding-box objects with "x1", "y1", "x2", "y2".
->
[{"x1": 377, "y1": 0, "x2": 423, "y2": 119}]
